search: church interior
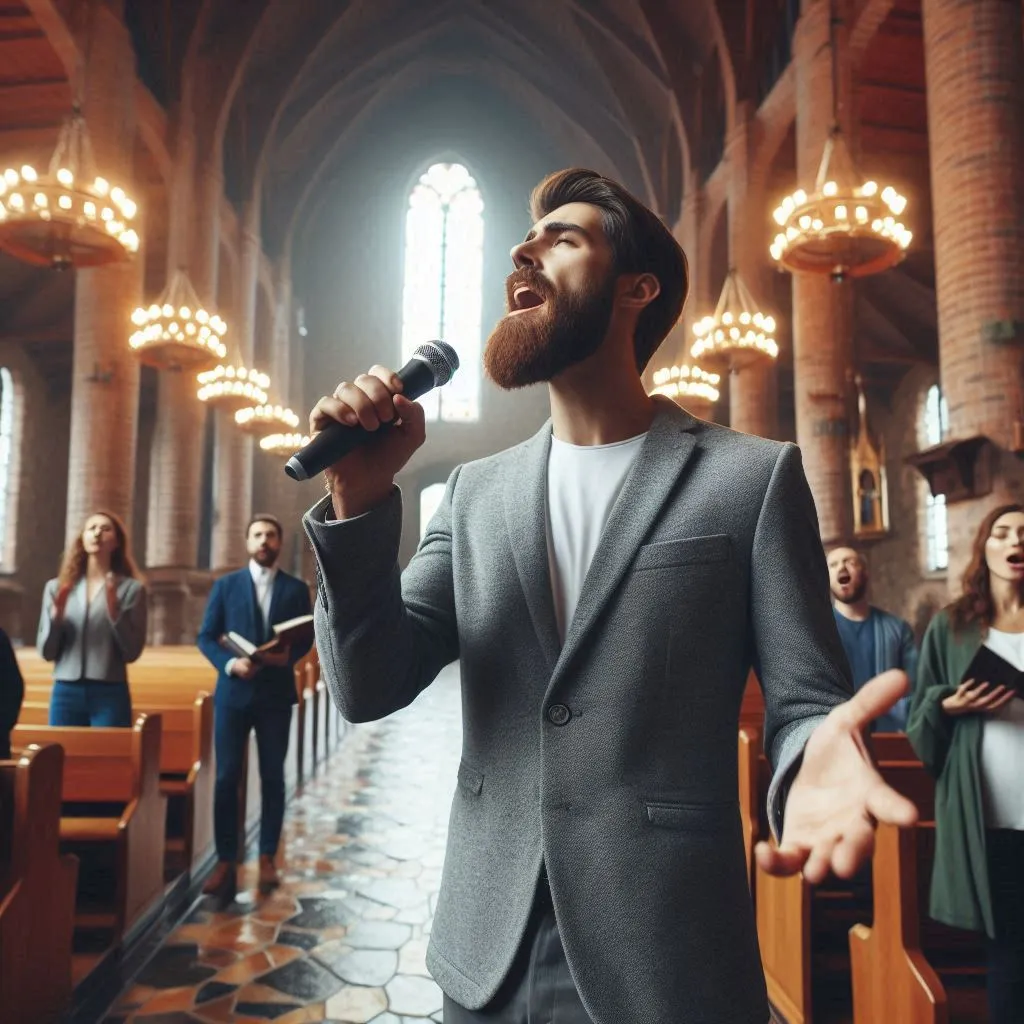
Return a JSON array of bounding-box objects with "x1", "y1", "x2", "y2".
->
[{"x1": 1, "y1": 0, "x2": 1022, "y2": 1022}]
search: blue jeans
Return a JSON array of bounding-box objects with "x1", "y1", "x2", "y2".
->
[
  {"x1": 49, "y1": 680, "x2": 133, "y2": 727},
  {"x1": 214, "y1": 701, "x2": 291, "y2": 862},
  {"x1": 986, "y1": 829, "x2": 1024, "y2": 1024}
]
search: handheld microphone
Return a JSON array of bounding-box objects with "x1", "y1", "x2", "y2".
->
[{"x1": 284, "y1": 341, "x2": 459, "y2": 481}]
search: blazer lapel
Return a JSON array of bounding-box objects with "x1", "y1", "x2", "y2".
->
[
  {"x1": 266, "y1": 572, "x2": 284, "y2": 636},
  {"x1": 244, "y1": 569, "x2": 264, "y2": 641},
  {"x1": 553, "y1": 397, "x2": 699, "y2": 681},
  {"x1": 503, "y1": 422, "x2": 561, "y2": 674}
]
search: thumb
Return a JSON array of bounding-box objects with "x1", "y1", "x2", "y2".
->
[{"x1": 837, "y1": 669, "x2": 909, "y2": 730}]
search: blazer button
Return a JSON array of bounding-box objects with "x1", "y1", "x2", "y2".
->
[{"x1": 547, "y1": 704, "x2": 571, "y2": 727}]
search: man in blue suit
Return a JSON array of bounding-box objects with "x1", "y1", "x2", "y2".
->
[{"x1": 198, "y1": 514, "x2": 313, "y2": 905}]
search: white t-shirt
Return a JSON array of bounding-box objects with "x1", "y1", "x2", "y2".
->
[
  {"x1": 546, "y1": 432, "x2": 647, "y2": 641},
  {"x1": 979, "y1": 628, "x2": 1024, "y2": 830}
]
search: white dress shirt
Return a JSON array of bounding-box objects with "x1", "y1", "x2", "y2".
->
[
  {"x1": 979, "y1": 627, "x2": 1024, "y2": 829},
  {"x1": 226, "y1": 560, "x2": 278, "y2": 677}
]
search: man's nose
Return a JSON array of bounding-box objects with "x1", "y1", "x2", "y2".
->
[{"x1": 509, "y1": 239, "x2": 536, "y2": 269}]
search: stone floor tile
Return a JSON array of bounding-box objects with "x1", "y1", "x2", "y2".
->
[
  {"x1": 312, "y1": 942, "x2": 397, "y2": 987},
  {"x1": 384, "y1": 975, "x2": 443, "y2": 1017},
  {"x1": 259, "y1": 957, "x2": 345, "y2": 1002},
  {"x1": 323, "y1": 986, "x2": 389, "y2": 1022},
  {"x1": 135, "y1": 946, "x2": 218, "y2": 990},
  {"x1": 343, "y1": 921, "x2": 411, "y2": 951}
]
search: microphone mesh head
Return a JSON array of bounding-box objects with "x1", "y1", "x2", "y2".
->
[{"x1": 414, "y1": 341, "x2": 459, "y2": 385}]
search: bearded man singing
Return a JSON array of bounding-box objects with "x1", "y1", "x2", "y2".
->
[{"x1": 302, "y1": 169, "x2": 917, "y2": 1024}]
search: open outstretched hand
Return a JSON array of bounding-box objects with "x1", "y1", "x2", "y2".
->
[{"x1": 754, "y1": 669, "x2": 919, "y2": 884}]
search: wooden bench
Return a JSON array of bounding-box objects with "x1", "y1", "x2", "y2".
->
[
  {"x1": 849, "y1": 798, "x2": 987, "y2": 1021},
  {"x1": 755, "y1": 734, "x2": 939, "y2": 1023},
  {"x1": 18, "y1": 689, "x2": 216, "y2": 875},
  {"x1": 11, "y1": 715, "x2": 167, "y2": 939},
  {"x1": 738, "y1": 726, "x2": 771, "y2": 893},
  {"x1": 0, "y1": 744, "x2": 79, "y2": 1024}
]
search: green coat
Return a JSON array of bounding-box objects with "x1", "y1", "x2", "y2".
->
[{"x1": 906, "y1": 609, "x2": 994, "y2": 938}]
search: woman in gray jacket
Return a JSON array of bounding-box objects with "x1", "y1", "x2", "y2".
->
[{"x1": 37, "y1": 510, "x2": 147, "y2": 727}]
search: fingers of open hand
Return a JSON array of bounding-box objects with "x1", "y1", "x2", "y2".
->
[
  {"x1": 831, "y1": 817, "x2": 875, "y2": 879},
  {"x1": 754, "y1": 839, "x2": 808, "y2": 878},
  {"x1": 866, "y1": 779, "x2": 918, "y2": 827}
]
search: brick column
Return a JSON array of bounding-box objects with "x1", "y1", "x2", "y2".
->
[
  {"x1": 791, "y1": 0, "x2": 855, "y2": 545},
  {"x1": 727, "y1": 107, "x2": 777, "y2": 439},
  {"x1": 210, "y1": 208, "x2": 257, "y2": 571},
  {"x1": 66, "y1": 4, "x2": 141, "y2": 539},
  {"x1": 921, "y1": 0, "x2": 1024, "y2": 585}
]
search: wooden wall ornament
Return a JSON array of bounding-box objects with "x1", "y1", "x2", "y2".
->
[
  {"x1": 906, "y1": 436, "x2": 995, "y2": 504},
  {"x1": 850, "y1": 376, "x2": 889, "y2": 539}
]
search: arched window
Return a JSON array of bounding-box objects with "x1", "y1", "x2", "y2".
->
[
  {"x1": 921, "y1": 384, "x2": 949, "y2": 572},
  {"x1": 0, "y1": 369, "x2": 16, "y2": 570},
  {"x1": 419, "y1": 482, "x2": 447, "y2": 542},
  {"x1": 401, "y1": 162, "x2": 483, "y2": 422}
]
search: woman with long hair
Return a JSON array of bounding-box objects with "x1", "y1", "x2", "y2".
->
[
  {"x1": 907, "y1": 503, "x2": 1024, "y2": 1022},
  {"x1": 37, "y1": 510, "x2": 147, "y2": 727}
]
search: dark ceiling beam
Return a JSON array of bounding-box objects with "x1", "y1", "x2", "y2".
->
[
  {"x1": 564, "y1": 0, "x2": 670, "y2": 88},
  {"x1": 18, "y1": 0, "x2": 77, "y2": 80}
]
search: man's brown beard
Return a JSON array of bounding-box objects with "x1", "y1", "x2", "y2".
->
[{"x1": 483, "y1": 266, "x2": 617, "y2": 389}]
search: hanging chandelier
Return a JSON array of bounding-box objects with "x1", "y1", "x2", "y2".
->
[
  {"x1": 235, "y1": 403, "x2": 300, "y2": 437},
  {"x1": 650, "y1": 363, "x2": 721, "y2": 405},
  {"x1": 197, "y1": 364, "x2": 270, "y2": 413},
  {"x1": 130, "y1": 268, "x2": 227, "y2": 371},
  {"x1": 769, "y1": 0, "x2": 909, "y2": 281},
  {"x1": 259, "y1": 432, "x2": 311, "y2": 456},
  {"x1": 690, "y1": 270, "x2": 778, "y2": 367},
  {"x1": 0, "y1": 111, "x2": 139, "y2": 269},
  {"x1": 769, "y1": 127, "x2": 910, "y2": 280}
]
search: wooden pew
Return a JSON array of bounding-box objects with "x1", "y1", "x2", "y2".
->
[
  {"x1": 738, "y1": 726, "x2": 771, "y2": 893},
  {"x1": 17, "y1": 691, "x2": 215, "y2": 876},
  {"x1": 0, "y1": 744, "x2": 79, "y2": 1024},
  {"x1": 755, "y1": 734, "x2": 937, "y2": 1024},
  {"x1": 11, "y1": 715, "x2": 167, "y2": 939},
  {"x1": 849, "y1": 805, "x2": 987, "y2": 1022}
]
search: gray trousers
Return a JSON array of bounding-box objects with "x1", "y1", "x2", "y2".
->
[{"x1": 443, "y1": 882, "x2": 593, "y2": 1024}]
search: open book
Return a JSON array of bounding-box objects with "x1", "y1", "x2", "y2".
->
[{"x1": 219, "y1": 614, "x2": 314, "y2": 663}]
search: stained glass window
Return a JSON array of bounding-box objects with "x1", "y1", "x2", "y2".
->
[{"x1": 401, "y1": 162, "x2": 483, "y2": 421}]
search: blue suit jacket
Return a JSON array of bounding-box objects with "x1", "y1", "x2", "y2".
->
[{"x1": 197, "y1": 567, "x2": 313, "y2": 708}]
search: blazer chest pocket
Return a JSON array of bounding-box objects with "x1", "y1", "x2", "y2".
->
[
  {"x1": 457, "y1": 761, "x2": 484, "y2": 796},
  {"x1": 633, "y1": 534, "x2": 732, "y2": 572},
  {"x1": 644, "y1": 800, "x2": 736, "y2": 832}
]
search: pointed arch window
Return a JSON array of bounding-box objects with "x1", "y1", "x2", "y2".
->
[
  {"x1": 401, "y1": 162, "x2": 483, "y2": 422},
  {"x1": 0, "y1": 368, "x2": 18, "y2": 570},
  {"x1": 921, "y1": 384, "x2": 950, "y2": 572}
]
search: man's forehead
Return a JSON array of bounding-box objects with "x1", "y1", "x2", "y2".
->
[
  {"x1": 530, "y1": 202, "x2": 607, "y2": 238},
  {"x1": 827, "y1": 547, "x2": 860, "y2": 562}
]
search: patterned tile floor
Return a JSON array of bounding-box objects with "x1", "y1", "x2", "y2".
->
[{"x1": 104, "y1": 665, "x2": 461, "y2": 1024}]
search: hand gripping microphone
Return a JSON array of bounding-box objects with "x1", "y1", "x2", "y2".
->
[{"x1": 284, "y1": 341, "x2": 459, "y2": 481}]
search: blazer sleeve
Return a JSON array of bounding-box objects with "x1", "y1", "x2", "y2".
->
[
  {"x1": 107, "y1": 579, "x2": 147, "y2": 663},
  {"x1": 0, "y1": 628, "x2": 23, "y2": 732},
  {"x1": 36, "y1": 578, "x2": 70, "y2": 663},
  {"x1": 303, "y1": 473, "x2": 460, "y2": 724},
  {"x1": 906, "y1": 612, "x2": 957, "y2": 776},
  {"x1": 198, "y1": 577, "x2": 232, "y2": 675},
  {"x1": 286, "y1": 579, "x2": 314, "y2": 668},
  {"x1": 749, "y1": 443, "x2": 854, "y2": 840}
]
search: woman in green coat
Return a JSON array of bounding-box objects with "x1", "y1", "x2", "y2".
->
[{"x1": 907, "y1": 503, "x2": 1024, "y2": 1023}]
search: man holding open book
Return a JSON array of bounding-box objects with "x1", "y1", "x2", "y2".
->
[{"x1": 198, "y1": 513, "x2": 313, "y2": 905}]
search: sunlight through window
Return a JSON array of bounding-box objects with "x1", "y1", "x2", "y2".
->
[
  {"x1": 922, "y1": 384, "x2": 949, "y2": 572},
  {"x1": 401, "y1": 162, "x2": 483, "y2": 422}
]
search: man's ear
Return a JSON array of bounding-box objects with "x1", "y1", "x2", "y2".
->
[{"x1": 617, "y1": 272, "x2": 661, "y2": 310}]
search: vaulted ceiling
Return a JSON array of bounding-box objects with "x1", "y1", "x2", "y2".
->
[{"x1": 0, "y1": 0, "x2": 949, "y2": 395}]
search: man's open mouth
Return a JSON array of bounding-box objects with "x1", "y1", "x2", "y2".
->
[
  {"x1": 509, "y1": 285, "x2": 546, "y2": 315},
  {"x1": 837, "y1": 572, "x2": 851, "y2": 585}
]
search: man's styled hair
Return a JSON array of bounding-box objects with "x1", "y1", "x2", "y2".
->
[
  {"x1": 529, "y1": 168, "x2": 689, "y2": 371},
  {"x1": 246, "y1": 514, "x2": 283, "y2": 540}
]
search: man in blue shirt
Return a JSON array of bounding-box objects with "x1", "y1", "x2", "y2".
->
[{"x1": 828, "y1": 545, "x2": 918, "y2": 732}]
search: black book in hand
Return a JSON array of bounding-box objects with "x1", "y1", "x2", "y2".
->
[
  {"x1": 961, "y1": 645, "x2": 1024, "y2": 697},
  {"x1": 218, "y1": 614, "x2": 314, "y2": 665}
]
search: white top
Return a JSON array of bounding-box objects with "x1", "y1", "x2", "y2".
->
[
  {"x1": 979, "y1": 628, "x2": 1024, "y2": 830},
  {"x1": 249, "y1": 559, "x2": 278, "y2": 631},
  {"x1": 546, "y1": 432, "x2": 646, "y2": 641}
]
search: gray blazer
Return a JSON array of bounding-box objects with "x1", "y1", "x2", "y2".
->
[
  {"x1": 303, "y1": 398, "x2": 852, "y2": 1023},
  {"x1": 37, "y1": 576, "x2": 147, "y2": 683}
]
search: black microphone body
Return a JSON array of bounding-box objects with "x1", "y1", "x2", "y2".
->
[{"x1": 285, "y1": 341, "x2": 458, "y2": 481}]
